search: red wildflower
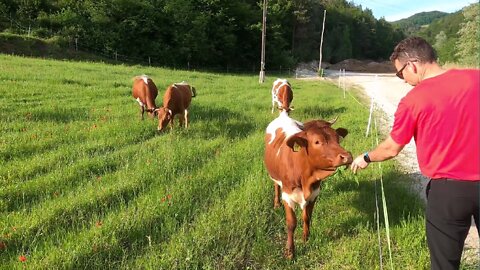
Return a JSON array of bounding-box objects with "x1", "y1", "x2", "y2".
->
[
  {"x1": 95, "y1": 221, "x2": 103, "y2": 227},
  {"x1": 161, "y1": 197, "x2": 166, "y2": 202},
  {"x1": 167, "y1": 194, "x2": 172, "y2": 200},
  {"x1": 18, "y1": 255, "x2": 27, "y2": 262}
]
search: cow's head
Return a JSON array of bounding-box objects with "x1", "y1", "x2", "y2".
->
[
  {"x1": 286, "y1": 119, "x2": 352, "y2": 170},
  {"x1": 278, "y1": 106, "x2": 294, "y2": 113},
  {"x1": 155, "y1": 107, "x2": 172, "y2": 131},
  {"x1": 146, "y1": 108, "x2": 158, "y2": 118}
]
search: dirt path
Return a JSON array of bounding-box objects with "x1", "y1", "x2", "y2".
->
[{"x1": 305, "y1": 70, "x2": 479, "y2": 263}]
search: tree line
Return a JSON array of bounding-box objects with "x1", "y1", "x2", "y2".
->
[{"x1": 0, "y1": 0, "x2": 405, "y2": 69}]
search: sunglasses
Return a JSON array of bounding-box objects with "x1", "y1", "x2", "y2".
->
[{"x1": 396, "y1": 60, "x2": 417, "y2": 79}]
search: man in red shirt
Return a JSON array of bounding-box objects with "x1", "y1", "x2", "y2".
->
[{"x1": 350, "y1": 36, "x2": 479, "y2": 270}]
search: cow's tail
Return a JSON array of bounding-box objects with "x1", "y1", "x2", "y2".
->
[{"x1": 191, "y1": 86, "x2": 197, "y2": 97}]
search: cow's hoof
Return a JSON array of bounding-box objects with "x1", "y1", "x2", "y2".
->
[
  {"x1": 274, "y1": 202, "x2": 281, "y2": 209},
  {"x1": 303, "y1": 235, "x2": 309, "y2": 243},
  {"x1": 284, "y1": 249, "x2": 294, "y2": 260}
]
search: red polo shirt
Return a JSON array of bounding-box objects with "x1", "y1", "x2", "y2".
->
[{"x1": 390, "y1": 69, "x2": 480, "y2": 180}]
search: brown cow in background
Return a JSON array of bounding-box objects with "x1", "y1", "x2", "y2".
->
[
  {"x1": 264, "y1": 111, "x2": 352, "y2": 259},
  {"x1": 271, "y1": 78, "x2": 293, "y2": 114},
  {"x1": 132, "y1": 75, "x2": 159, "y2": 120},
  {"x1": 155, "y1": 81, "x2": 196, "y2": 132}
]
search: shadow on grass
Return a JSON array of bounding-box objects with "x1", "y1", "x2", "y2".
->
[
  {"x1": 299, "y1": 105, "x2": 347, "y2": 120},
  {"x1": 25, "y1": 107, "x2": 90, "y2": 123},
  {"x1": 61, "y1": 78, "x2": 93, "y2": 87},
  {"x1": 158, "y1": 104, "x2": 256, "y2": 140},
  {"x1": 320, "y1": 170, "x2": 425, "y2": 243}
]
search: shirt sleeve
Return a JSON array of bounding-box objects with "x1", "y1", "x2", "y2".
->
[{"x1": 390, "y1": 98, "x2": 416, "y2": 145}]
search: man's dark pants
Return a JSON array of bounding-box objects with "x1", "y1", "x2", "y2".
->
[{"x1": 426, "y1": 179, "x2": 479, "y2": 270}]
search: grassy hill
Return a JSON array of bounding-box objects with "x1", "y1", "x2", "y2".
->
[{"x1": 2, "y1": 54, "x2": 476, "y2": 269}]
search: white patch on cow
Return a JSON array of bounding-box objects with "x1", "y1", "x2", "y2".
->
[
  {"x1": 266, "y1": 111, "x2": 303, "y2": 144},
  {"x1": 136, "y1": 97, "x2": 145, "y2": 107},
  {"x1": 141, "y1": 75, "x2": 149, "y2": 85},
  {"x1": 271, "y1": 178, "x2": 283, "y2": 187},
  {"x1": 282, "y1": 186, "x2": 321, "y2": 210},
  {"x1": 176, "y1": 81, "x2": 188, "y2": 85},
  {"x1": 167, "y1": 109, "x2": 172, "y2": 115}
]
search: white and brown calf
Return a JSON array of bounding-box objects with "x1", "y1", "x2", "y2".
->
[
  {"x1": 264, "y1": 111, "x2": 352, "y2": 259},
  {"x1": 271, "y1": 78, "x2": 293, "y2": 114}
]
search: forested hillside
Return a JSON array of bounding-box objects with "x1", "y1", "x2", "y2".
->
[
  {"x1": 391, "y1": 3, "x2": 479, "y2": 66},
  {"x1": 0, "y1": 0, "x2": 404, "y2": 69},
  {"x1": 392, "y1": 11, "x2": 448, "y2": 36}
]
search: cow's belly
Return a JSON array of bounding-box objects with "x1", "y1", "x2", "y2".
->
[{"x1": 282, "y1": 187, "x2": 320, "y2": 210}]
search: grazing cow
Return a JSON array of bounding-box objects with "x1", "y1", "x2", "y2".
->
[
  {"x1": 132, "y1": 75, "x2": 159, "y2": 120},
  {"x1": 155, "y1": 81, "x2": 196, "y2": 131},
  {"x1": 271, "y1": 78, "x2": 293, "y2": 113},
  {"x1": 264, "y1": 111, "x2": 352, "y2": 259}
]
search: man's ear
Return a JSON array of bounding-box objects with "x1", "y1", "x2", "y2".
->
[
  {"x1": 286, "y1": 132, "x2": 308, "y2": 152},
  {"x1": 336, "y1": 128, "x2": 348, "y2": 139}
]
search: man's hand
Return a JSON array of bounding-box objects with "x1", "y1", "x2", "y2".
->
[{"x1": 350, "y1": 154, "x2": 369, "y2": 173}]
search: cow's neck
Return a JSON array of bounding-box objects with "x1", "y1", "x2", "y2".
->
[{"x1": 298, "y1": 156, "x2": 336, "y2": 200}]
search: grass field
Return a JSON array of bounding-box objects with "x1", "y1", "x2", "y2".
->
[{"x1": 0, "y1": 54, "x2": 474, "y2": 269}]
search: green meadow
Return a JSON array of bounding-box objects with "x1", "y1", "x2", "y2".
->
[{"x1": 0, "y1": 54, "x2": 472, "y2": 269}]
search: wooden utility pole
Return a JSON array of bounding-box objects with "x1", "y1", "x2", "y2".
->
[
  {"x1": 318, "y1": 9, "x2": 327, "y2": 73},
  {"x1": 259, "y1": 0, "x2": 267, "y2": 83}
]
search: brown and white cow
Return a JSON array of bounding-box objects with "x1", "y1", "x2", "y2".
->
[
  {"x1": 264, "y1": 111, "x2": 352, "y2": 259},
  {"x1": 155, "y1": 81, "x2": 196, "y2": 131},
  {"x1": 271, "y1": 78, "x2": 293, "y2": 113},
  {"x1": 132, "y1": 75, "x2": 159, "y2": 120}
]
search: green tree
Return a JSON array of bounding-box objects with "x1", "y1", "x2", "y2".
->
[{"x1": 455, "y1": 3, "x2": 479, "y2": 67}]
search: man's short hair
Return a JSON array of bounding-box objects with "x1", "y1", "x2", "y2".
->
[{"x1": 390, "y1": 36, "x2": 437, "y2": 63}]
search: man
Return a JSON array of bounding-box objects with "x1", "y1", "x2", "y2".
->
[{"x1": 350, "y1": 36, "x2": 479, "y2": 270}]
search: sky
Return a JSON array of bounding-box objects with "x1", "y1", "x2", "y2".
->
[{"x1": 350, "y1": 0, "x2": 478, "y2": 22}]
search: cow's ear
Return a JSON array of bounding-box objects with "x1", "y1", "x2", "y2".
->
[
  {"x1": 336, "y1": 128, "x2": 348, "y2": 139},
  {"x1": 286, "y1": 132, "x2": 308, "y2": 152}
]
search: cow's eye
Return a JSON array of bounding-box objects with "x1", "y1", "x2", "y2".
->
[{"x1": 315, "y1": 141, "x2": 320, "y2": 145}]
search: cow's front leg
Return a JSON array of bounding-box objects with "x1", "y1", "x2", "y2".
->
[
  {"x1": 140, "y1": 106, "x2": 145, "y2": 120},
  {"x1": 302, "y1": 198, "x2": 317, "y2": 242},
  {"x1": 283, "y1": 201, "x2": 296, "y2": 259},
  {"x1": 179, "y1": 113, "x2": 184, "y2": 128},
  {"x1": 169, "y1": 117, "x2": 174, "y2": 130},
  {"x1": 274, "y1": 183, "x2": 281, "y2": 208}
]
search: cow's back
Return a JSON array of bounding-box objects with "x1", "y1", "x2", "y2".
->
[
  {"x1": 264, "y1": 112, "x2": 303, "y2": 186},
  {"x1": 163, "y1": 84, "x2": 192, "y2": 114}
]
